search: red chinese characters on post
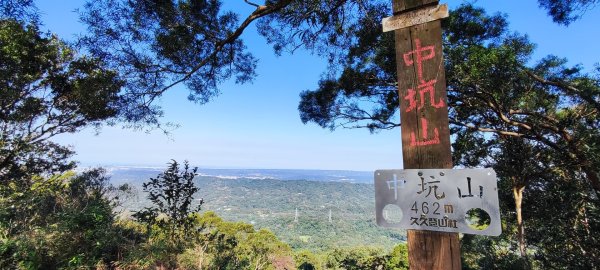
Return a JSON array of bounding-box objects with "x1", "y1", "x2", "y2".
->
[{"x1": 402, "y1": 39, "x2": 444, "y2": 147}]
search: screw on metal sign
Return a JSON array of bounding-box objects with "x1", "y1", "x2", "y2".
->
[{"x1": 375, "y1": 168, "x2": 501, "y2": 236}]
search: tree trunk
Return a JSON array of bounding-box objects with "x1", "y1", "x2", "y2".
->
[{"x1": 513, "y1": 185, "x2": 526, "y2": 257}]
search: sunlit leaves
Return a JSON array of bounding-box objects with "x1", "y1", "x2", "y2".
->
[{"x1": 0, "y1": 19, "x2": 123, "y2": 181}]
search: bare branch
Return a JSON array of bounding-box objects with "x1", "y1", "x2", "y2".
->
[
  {"x1": 450, "y1": 119, "x2": 526, "y2": 137},
  {"x1": 244, "y1": 0, "x2": 261, "y2": 8}
]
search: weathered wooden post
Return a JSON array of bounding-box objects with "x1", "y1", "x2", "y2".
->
[
  {"x1": 375, "y1": 3, "x2": 501, "y2": 269},
  {"x1": 388, "y1": 1, "x2": 459, "y2": 269}
]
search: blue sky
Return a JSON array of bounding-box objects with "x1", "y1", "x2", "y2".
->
[{"x1": 40, "y1": 1, "x2": 600, "y2": 171}]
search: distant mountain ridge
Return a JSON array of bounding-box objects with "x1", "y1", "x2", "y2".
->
[{"x1": 104, "y1": 166, "x2": 375, "y2": 184}]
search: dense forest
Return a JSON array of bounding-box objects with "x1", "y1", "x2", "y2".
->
[
  {"x1": 116, "y1": 169, "x2": 404, "y2": 251},
  {"x1": 1, "y1": 0, "x2": 600, "y2": 269}
]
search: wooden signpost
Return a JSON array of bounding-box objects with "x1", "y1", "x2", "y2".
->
[{"x1": 386, "y1": 0, "x2": 461, "y2": 269}]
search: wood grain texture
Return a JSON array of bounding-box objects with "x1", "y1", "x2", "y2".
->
[
  {"x1": 392, "y1": 0, "x2": 439, "y2": 14},
  {"x1": 395, "y1": 21, "x2": 452, "y2": 170},
  {"x1": 391, "y1": 1, "x2": 461, "y2": 268},
  {"x1": 407, "y1": 231, "x2": 461, "y2": 270},
  {"x1": 382, "y1": 4, "x2": 448, "y2": 32}
]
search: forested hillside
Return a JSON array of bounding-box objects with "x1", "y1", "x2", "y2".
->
[{"x1": 116, "y1": 171, "x2": 404, "y2": 251}]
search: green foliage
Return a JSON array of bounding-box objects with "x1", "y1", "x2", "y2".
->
[
  {"x1": 3, "y1": 0, "x2": 599, "y2": 268},
  {"x1": 295, "y1": 250, "x2": 322, "y2": 270},
  {"x1": 132, "y1": 160, "x2": 203, "y2": 268},
  {"x1": 0, "y1": 169, "x2": 131, "y2": 269},
  {"x1": 461, "y1": 234, "x2": 535, "y2": 270},
  {"x1": 173, "y1": 211, "x2": 295, "y2": 270},
  {"x1": 79, "y1": 0, "x2": 259, "y2": 127},
  {"x1": 76, "y1": 0, "x2": 599, "y2": 128},
  {"x1": 444, "y1": 8, "x2": 600, "y2": 266},
  {"x1": 134, "y1": 160, "x2": 202, "y2": 235},
  {"x1": 183, "y1": 177, "x2": 404, "y2": 252},
  {"x1": 448, "y1": 26, "x2": 600, "y2": 269},
  {"x1": 0, "y1": 16, "x2": 123, "y2": 181},
  {"x1": 524, "y1": 174, "x2": 600, "y2": 269},
  {"x1": 296, "y1": 2, "x2": 600, "y2": 194},
  {"x1": 294, "y1": 2, "x2": 397, "y2": 132},
  {"x1": 292, "y1": 3, "x2": 600, "y2": 269},
  {"x1": 0, "y1": 165, "x2": 412, "y2": 270},
  {"x1": 323, "y1": 246, "x2": 387, "y2": 270},
  {"x1": 257, "y1": 0, "x2": 385, "y2": 59},
  {"x1": 452, "y1": 73, "x2": 600, "y2": 268},
  {"x1": 537, "y1": 0, "x2": 599, "y2": 25},
  {"x1": 292, "y1": 244, "x2": 408, "y2": 270},
  {"x1": 0, "y1": 0, "x2": 38, "y2": 24},
  {"x1": 385, "y1": 244, "x2": 408, "y2": 270},
  {"x1": 121, "y1": 162, "x2": 297, "y2": 269}
]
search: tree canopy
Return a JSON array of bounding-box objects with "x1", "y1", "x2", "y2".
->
[
  {"x1": 1, "y1": 0, "x2": 600, "y2": 269},
  {"x1": 538, "y1": 0, "x2": 600, "y2": 25},
  {"x1": 133, "y1": 160, "x2": 203, "y2": 249},
  {"x1": 0, "y1": 16, "x2": 124, "y2": 181},
  {"x1": 292, "y1": 3, "x2": 600, "y2": 267},
  {"x1": 298, "y1": 4, "x2": 600, "y2": 194},
  {"x1": 75, "y1": 0, "x2": 599, "y2": 130},
  {"x1": 79, "y1": 0, "x2": 294, "y2": 128}
]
